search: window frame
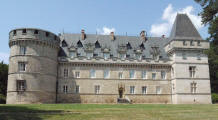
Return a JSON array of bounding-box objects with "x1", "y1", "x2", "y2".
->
[
  {"x1": 18, "y1": 62, "x2": 26, "y2": 72},
  {"x1": 90, "y1": 69, "x2": 96, "y2": 78},
  {"x1": 129, "y1": 70, "x2": 135, "y2": 79},
  {"x1": 130, "y1": 86, "x2": 135, "y2": 94},
  {"x1": 142, "y1": 86, "x2": 147, "y2": 94},
  {"x1": 63, "y1": 68, "x2": 68, "y2": 78},
  {"x1": 95, "y1": 85, "x2": 100, "y2": 94},
  {"x1": 19, "y1": 46, "x2": 26, "y2": 55},
  {"x1": 104, "y1": 69, "x2": 110, "y2": 79},
  {"x1": 16, "y1": 80, "x2": 26, "y2": 91}
]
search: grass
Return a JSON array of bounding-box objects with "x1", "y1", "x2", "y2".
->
[{"x1": 0, "y1": 104, "x2": 218, "y2": 120}]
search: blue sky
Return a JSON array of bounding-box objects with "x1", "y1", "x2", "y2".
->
[{"x1": 0, "y1": 0, "x2": 208, "y2": 63}]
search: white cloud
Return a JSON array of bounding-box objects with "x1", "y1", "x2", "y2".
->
[
  {"x1": 0, "y1": 52, "x2": 9, "y2": 64},
  {"x1": 97, "y1": 26, "x2": 115, "y2": 35},
  {"x1": 150, "y1": 4, "x2": 203, "y2": 37}
]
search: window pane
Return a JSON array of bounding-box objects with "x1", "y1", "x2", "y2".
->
[
  {"x1": 104, "y1": 70, "x2": 109, "y2": 78},
  {"x1": 152, "y1": 73, "x2": 156, "y2": 79},
  {"x1": 90, "y1": 69, "x2": 96, "y2": 78},
  {"x1": 156, "y1": 86, "x2": 161, "y2": 94},
  {"x1": 20, "y1": 46, "x2": 26, "y2": 55},
  {"x1": 129, "y1": 70, "x2": 135, "y2": 79},
  {"x1": 142, "y1": 86, "x2": 147, "y2": 94},
  {"x1": 161, "y1": 71, "x2": 166, "y2": 79},
  {"x1": 76, "y1": 85, "x2": 80, "y2": 93},
  {"x1": 142, "y1": 71, "x2": 146, "y2": 79},
  {"x1": 130, "y1": 86, "x2": 135, "y2": 94}
]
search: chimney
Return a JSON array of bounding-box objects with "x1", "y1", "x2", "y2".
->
[
  {"x1": 110, "y1": 32, "x2": 115, "y2": 40},
  {"x1": 81, "y1": 29, "x2": 86, "y2": 40},
  {"x1": 140, "y1": 30, "x2": 147, "y2": 41},
  {"x1": 162, "y1": 35, "x2": 165, "y2": 38}
]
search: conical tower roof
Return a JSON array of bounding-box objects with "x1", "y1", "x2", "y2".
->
[{"x1": 170, "y1": 14, "x2": 202, "y2": 40}]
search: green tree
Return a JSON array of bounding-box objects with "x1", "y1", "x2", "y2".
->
[
  {"x1": 195, "y1": 0, "x2": 218, "y2": 93},
  {"x1": 0, "y1": 61, "x2": 8, "y2": 103}
]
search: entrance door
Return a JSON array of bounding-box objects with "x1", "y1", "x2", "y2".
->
[{"x1": 119, "y1": 87, "x2": 124, "y2": 98}]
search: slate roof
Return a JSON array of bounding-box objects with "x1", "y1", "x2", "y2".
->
[
  {"x1": 170, "y1": 14, "x2": 202, "y2": 40},
  {"x1": 58, "y1": 14, "x2": 202, "y2": 60},
  {"x1": 58, "y1": 33, "x2": 171, "y2": 60}
]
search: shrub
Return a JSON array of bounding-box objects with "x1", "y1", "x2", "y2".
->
[
  {"x1": 212, "y1": 93, "x2": 218, "y2": 103},
  {"x1": 0, "y1": 94, "x2": 6, "y2": 104}
]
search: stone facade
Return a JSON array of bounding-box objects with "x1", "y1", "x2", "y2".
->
[{"x1": 6, "y1": 14, "x2": 212, "y2": 104}]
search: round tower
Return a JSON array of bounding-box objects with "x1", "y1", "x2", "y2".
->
[{"x1": 7, "y1": 28, "x2": 60, "y2": 104}]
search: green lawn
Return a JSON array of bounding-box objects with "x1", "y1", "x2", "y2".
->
[{"x1": 0, "y1": 104, "x2": 218, "y2": 120}]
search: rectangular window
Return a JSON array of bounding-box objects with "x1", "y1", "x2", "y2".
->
[
  {"x1": 86, "y1": 52, "x2": 92, "y2": 59},
  {"x1": 142, "y1": 86, "x2": 147, "y2": 94},
  {"x1": 141, "y1": 70, "x2": 147, "y2": 79},
  {"x1": 189, "y1": 66, "x2": 196, "y2": 78},
  {"x1": 34, "y1": 30, "x2": 38, "y2": 34},
  {"x1": 182, "y1": 53, "x2": 187, "y2": 60},
  {"x1": 63, "y1": 68, "x2": 68, "y2": 78},
  {"x1": 104, "y1": 53, "x2": 109, "y2": 60},
  {"x1": 120, "y1": 53, "x2": 126, "y2": 60},
  {"x1": 20, "y1": 46, "x2": 26, "y2": 55},
  {"x1": 161, "y1": 71, "x2": 166, "y2": 80},
  {"x1": 46, "y1": 32, "x2": 49, "y2": 37},
  {"x1": 22, "y1": 29, "x2": 27, "y2": 34},
  {"x1": 197, "y1": 41, "x2": 201, "y2": 46},
  {"x1": 17, "y1": 80, "x2": 26, "y2": 91},
  {"x1": 130, "y1": 86, "x2": 135, "y2": 94},
  {"x1": 75, "y1": 71, "x2": 80, "y2": 78},
  {"x1": 119, "y1": 72, "x2": 123, "y2": 79},
  {"x1": 156, "y1": 86, "x2": 161, "y2": 94},
  {"x1": 136, "y1": 54, "x2": 142, "y2": 60},
  {"x1": 152, "y1": 73, "x2": 156, "y2": 80},
  {"x1": 129, "y1": 70, "x2": 135, "y2": 79},
  {"x1": 69, "y1": 52, "x2": 76, "y2": 58},
  {"x1": 197, "y1": 53, "x2": 201, "y2": 60},
  {"x1": 90, "y1": 69, "x2": 96, "y2": 78},
  {"x1": 18, "y1": 62, "x2": 26, "y2": 72},
  {"x1": 190, "y1": 41, "x2": 194, "y2": 46},
  {"x1": 104, "y1": 69, "x2": 110, "y2": 79},
  {"x1": 76, "y1": 85, "x2": 80, "y2": 93},
  {"x1": 13, "y1": 30, "x2": 16, "y2": 35},
  {"x1": 191, "y1": 82, "x2": 197, "y2": 93},
  {"x1": 183, "y1": 40, "x2": 187, "y2": 46},
  {"x1": 95, "y1": 85, "x2": 100, "y2": 94},
  {"x1": 63, "y1": 85, "x2": 68, "y2": 93}
]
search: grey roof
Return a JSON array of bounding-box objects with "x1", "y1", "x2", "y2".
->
[
  {"x1": 58, "y1": 14, "x2": 202, "y2": 60},
  {"x1": 170, "y1": 14, "x2": 202, "y2": 40},
  {"x1": 58, "y1": 33, "x2": 171, "y2": 60}
]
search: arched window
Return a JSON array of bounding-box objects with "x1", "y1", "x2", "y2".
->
[
  {"x1": 61, "y1": 40, "x2": 68, "y2": 47},
  {"x1": 95, "y1": 41, "x2": 101, "y2": 48},
  {"x1": 77, "y1": 40, "x2": 83, "y2": 48}
]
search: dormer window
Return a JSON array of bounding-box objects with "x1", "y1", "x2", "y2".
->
[
  {"x1": 104, "y1": 53, "x2": 110, "y2": 60},
  {"x1": 61, "y1": 40, "x2": 68, "y2": 47},
  {"x1": 22, "y1": 29, "x2": 27, "y2": 34},
  {"x1": 197, "y1": 41, "x2": 201, "y2": 46},
  {"x1": 34, "y1": 30, "x2": 38, "y2": 34},
  {"x1": 126, "y1": 42, "x2": 132, "y2": 49},
  {"x1": 140, "y1": 43, "x2": 145, "y2": 50},
  {"x1": 69, "y1": 51, "x2": 76, "y2": 58},
  {"x1": 13, "y1": 30, "x2": 16, "y2": 35},
  {"x1": 46, "y1": 32, "x2": 49, "y2": 37},
  {"x1": 136, "y1": 54, "x2": 142, "y2": 60},
  {"x1": 77, "y1": 40, "x2": 83, "y2": 48},
  {"x1": 119, "y1": 53, "x2": 126, "y2": 60},
  {"x1": 183, "y1": 40, "x2": 187, "y2": 46},
  {"x1": 95, "y1": 41, "x2": 101, "y2": 48},
  {"x1": 190, "y1": 41, "x2": 194, "y2": 46},
  {"x1": 86, "y1": 52, "x2": 93, "y2": 59}
]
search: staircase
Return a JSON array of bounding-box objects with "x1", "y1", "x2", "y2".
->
[{"x1": 117, "y1": 98, "x2": 131, "y2": 104}]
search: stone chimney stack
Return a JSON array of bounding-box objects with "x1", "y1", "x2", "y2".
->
[
  {"x1": 140, "y1": 30, "x2": 147, "y2": 41},
  {"x1": 81, "y1": 29, "x2": 86, "y2": 40},
  {"x1": 110, "y1": 32, "x2": 115, "y2": 40}
]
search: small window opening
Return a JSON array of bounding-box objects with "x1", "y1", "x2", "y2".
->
[
  {"x1": 22, "y1": 29, "x2": 27, "y2": 34},
  {"x1": 46, "y1": 32, "x2": 49, "y2": 37},
  {"x1": 34, "y1": 30, "x2": 38, "y2": 34},
  {"x1": 13, "y1": 30, "x2": 16, "y2": 35}
]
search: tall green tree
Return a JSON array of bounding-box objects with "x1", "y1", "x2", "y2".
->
[
  {"x1": 0, "y1": 61, "x2": 8, "y2": 103},
  {"x1": 195, "y1": 0, "x2": 218, "y2": 93}
]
